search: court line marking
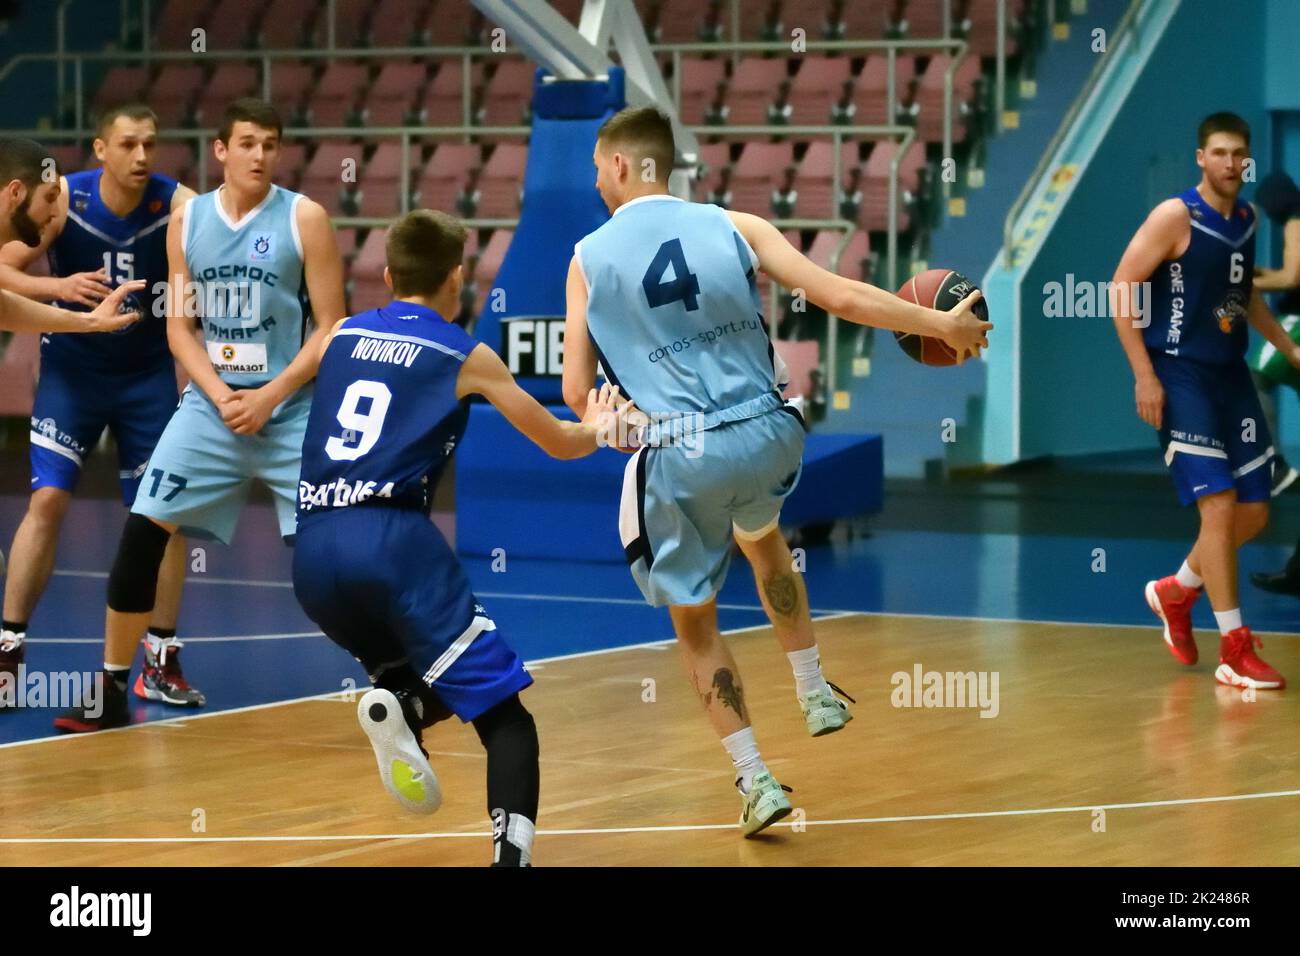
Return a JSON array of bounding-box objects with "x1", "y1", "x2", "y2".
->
[
  {"x1": 45, "y1": 569, "x2": 1300, "y2": 635},
  {"x1": 0, "y1": 614, "x2": 855, "y2": 751},
  {"x1": 2, "y1": 788, "x2": 1297, "y2": 844}
]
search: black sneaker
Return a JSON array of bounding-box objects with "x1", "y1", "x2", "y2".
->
[
  {"x1": 0, "y1": 635, "x2": 23, "y2": 712},
  {"x1": 53, "y1": 673, "x2": 129, "y2": 733},
  {"x1": 1271, "y1": 458, "x2": 1300, "y2": 498},
  {"x1": 1250, "y1": 569, "x2": 1300, "y2": 597}
]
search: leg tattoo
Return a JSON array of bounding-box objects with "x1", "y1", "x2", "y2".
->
[
  {"x1": 712, "y1": 668, "x2": 748, "y2": 722},
  {"x1": 763, "y1": 572, "x2": 802, "y2": 619}
]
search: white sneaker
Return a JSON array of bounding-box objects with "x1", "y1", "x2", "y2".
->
[
  {"x1": 799, "y1": 681, "x2": 854, "y2": 737},
  {"x1": 739, "y1": 771, "x2": 793, "y2": 837},
  {"x1": 357, "y1": 688, "x2": 442, "y2": 815}
]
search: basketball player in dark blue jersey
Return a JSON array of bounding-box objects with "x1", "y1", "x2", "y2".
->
[
  {"x1": 0, "y1": 105, "x2": 201, "y2": 710},
  {"x1": 1112, "y1": 112, "x2": 1291, "y2": 690},
  {"x1": 292, "y1": 210, "x2": 628, "y2": 866}
]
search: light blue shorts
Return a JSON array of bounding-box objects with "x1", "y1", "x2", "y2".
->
[
  {"x1": 131, "y1": 385, "x2": 311, "y2": 544},
  {"x1": 619, "y1": 406, "x2": 805, "y2": 607}
]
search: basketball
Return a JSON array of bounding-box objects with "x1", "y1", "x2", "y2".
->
[{"x1": 894, "y1": 269, "x2": 989, "y2": 366}]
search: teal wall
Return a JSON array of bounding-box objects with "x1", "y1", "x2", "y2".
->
[{"x1": 1017, "y1": 0, "x2": 1277, "y2": 459}]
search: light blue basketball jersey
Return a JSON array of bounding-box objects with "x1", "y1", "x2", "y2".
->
[
  {"x1": 576, "y1": 195, "x2": 787, "y2": 432},
  {"x1": 183, "y1": 184, "x2": 311, "y2": 390}
]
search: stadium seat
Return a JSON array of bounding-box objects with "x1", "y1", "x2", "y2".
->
[
  {"x1": 92, "y1": 66, "x2": 149, "y2": 115},
  {"x1": 425, "y1": 0, "x2": 478, "y2": 45},
  {"x1": 835, "y1": 228, "x2": 872, "y2": 281},
  {"x1": 473, "y1": 228, "x2": 514, "y2": 315},
  {"x1": 204, "y1": 0, "x2": 259, "y2": 49},
  {"x1": 652, "y1": 0, "x2": 706, "y2": 42},
  {"x1": 276, "y1": 140, "x2": 309, "y2": 191},
  {"x1": 153, "y1": 142, "x2": 196, "y2": 184},
  {"x1": 907, "y1": 0, "x2": 953, "y2": 38},
  {"x1": 915, "y1": 53, "x2": 981, "y2": 143},
  {"x1": 350, "y1": 227, "x2": 389, "y2": 312},
  {"x1": 368, "y1": 0, "x2": 435, "y2": 47},
  {"x1": 740, "y1": 0, "x2": 784, "y2": 40},
  {"x1": 355, "y1": 142, "x2": 420, "y2": 217},
  {"x1": 788, "y1": 57, "x2": 854, "y2": 125},
  {"x1": 301, "y1": 141, "x2": 361, "y2": 217},
  {"x1": 193, "y1": 64, "x2": 261, "y2": 127},
  {"x1": 725, "y1": 58, "x2": 788, "y2": 126},
  {"x1": 48, "y1": 145, "x2": 87, "y2": 176},
  {"x1": 676, "y1": 57, "x2": 727, "y2": 125},
  {"x1": 479, "y1": 59, "x2": 535, "y2": 127},
  {"x1": 147, "y1": 63, "x2": 205, "y2": 127},
  {"x1": 412, "y1": 142, "x2": 481, "y2": 213},
  {"x1": 852, "y1": 53, "x2": 916, "y2": 125},
  {"x1": 859, "y1": 138, "x2": 923, "y2": 232},
  {"x1": 795, "y1": 140, "x2": 859, "y2": 218},
  {"x1": 330, "y1": 0, "x2": 375, "y2": 48},
  {"x1": 415, "y1": 61, "x2": 477, "y2": 127},
  {"x1": 728, "y1": 142, "x2": 794, "y2": 215},
  {"x1": 153, "y1": 0, "x2": 215, "y2": 50},
  {"x1": 307, "y1": 61, "x2": 370, "y2": 128},
  {"x1": 833, "y1": 0, "x2": 893, "y2": 40},
  {"x1": 363, "y1": 61, "x2": 429, "y2": 127},
  {"x1": 475, "y1": 144, "x2": 528, "y2": 218},
  {"x1": 257, "y1": 0, "x2": 323, "y2": 48},
  {"x1": 773, "y1": 338, "x2": 819, "y2": 399},
  {"x1": 967, "y1": 0, "x2": 1024, "y2": 57},
  {"x1": 265, "y1": 60, "x2": 316, "y2": 123}
]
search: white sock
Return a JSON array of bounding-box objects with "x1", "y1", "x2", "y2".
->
[
  {"x1": 721, "y1": 726, "x2": 767, "y2": 794},
  {"x1": 1213, "y1": 608, "x2": 1243, "y2": 635},
  {"x1": 0, "y1": 630, "x2": 24, "y2": 653},
  {"x1": 1175, "y1": 561, "x2": 1203, "y2": 590},
  {"x1": 787, "y1": 645, "x2": 829, "y2": 698}
]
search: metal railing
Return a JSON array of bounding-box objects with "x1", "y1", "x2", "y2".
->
[{"x1": 1002, "y1": 0, "x2": 1140, "y2": 262}]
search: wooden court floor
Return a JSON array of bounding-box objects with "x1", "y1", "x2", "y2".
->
[{"x1": 1, "y1": 613, "x2": 1297, "y2": 866}]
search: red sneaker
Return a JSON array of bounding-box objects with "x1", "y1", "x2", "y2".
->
[
  {"x1": 1216, "y1": 628, "x2": 1286, "y2": 690},
  {"x1": 1144, "y1": 576, "x2": 1201, "y2": 665}
]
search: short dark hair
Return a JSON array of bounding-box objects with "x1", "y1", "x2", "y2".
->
[
  {"x1": 0, "y1": 137, "x2": 56, "y2": 190},
  {"x1": 596, "y1": 106, "x2": 675, "y2": 184},
  {"x1": 95, "y1": 102, "x2": 159, "y2": 140},
  {"x1": 1198, "y1": 112, "x2": 1250, "y2": 149},
  {"x1": 218, "y1": 97, "x2": 282, "y2": 144},
  {"x1": 385, "y1": 209, "x2": 468, "y2": 299}
]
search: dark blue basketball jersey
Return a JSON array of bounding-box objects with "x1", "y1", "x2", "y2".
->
[
  {"x1": 45, "y1": 168, "x2": 178, "y2": 371},
  {"x1": 297, "y1": 301, "x2": 477, "y2": 523},
  {"x1": 1145, "y1": 186, "x2": 1256, "y2": 364}
]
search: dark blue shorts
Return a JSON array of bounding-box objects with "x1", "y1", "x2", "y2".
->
[
  {"x1": 29, "y1": 357, "x2": 179, "y2": 506},
  {"x1": 292, "y1": 507, "x2": 532, "y2": 722},
  {"x1": 1152, "y1": 353, "x2": 1273, "y2": 507}
]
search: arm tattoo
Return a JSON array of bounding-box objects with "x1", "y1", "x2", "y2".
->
[
  {"x1": 712, "y1": 668, "x2": 748, "y2": 721},
  {"x1": 763, "y1": 572, "x2": 801, "y2": 619}
]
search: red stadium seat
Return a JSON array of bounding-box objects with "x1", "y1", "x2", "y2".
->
[
  {"x1": 740, "y1": 0, "x2": 783, "y2": 40},
  {"x1": 915, "y1": 53, "x2": 981, "y2": 143},
  {"x1": 92, "y1": 66, "x2": 150, "y2": 114},
  {"x1": 368, "y1": 0, "x2": 435, "y2": 47},
  {"x1": 350, "y1": 227, "x2": 390, "y2": 312},
  {"x1": 152, "y1": 142, "x2": 196, "y2": 184},
  {"x1": 336, "y1": 226, "x2": 360, "y2": 264},
  {"x1": 193, "y1": 63, "x2": 260, "y2": 127},
  {"x1": 363, "y1": 62, "x2": 430, "y2": 127},
  {"x1": 796, "y1": 140, "x2": 859, "y2": 218},
  {"x1": 967, "y1": 0, "x2": 1024, "y2": 57},
  {"x1": 773, "y1": 339, "x2": 819, "y2": 399},
  {"x1": 728, "y1": 142, "x2": 794, "y2": 215},
  {"x1": 204, "y1": 0, "x2": 259, "y2": 49},
  {"x1": 147, "y1": 63, "x2": 205, "y2": 127},
  {"x1": 852, "y1": 54, "x2": 916, "y2": 125},
  {"x1": 266, "y1": 61, "x2": 315, "y2": 122},
  {"x1": 412, "y1": 143, "x2": 481, "y2": 213},
  {"x1": 307, "y1": 61, "x2": 370, "y2": 128},
  {"x1": 653, "y1": 0, "x2": 706, "y2": 42},
  {"x1": 301, "y1": 141, "x2": 362, "y2": 217},
  {"x1": 788, "y1": 57, "x2": 854, "y2": 125},
  {"x1": 49, "y1": 145, "x2": 87, "y2": 176},
  {"x1": 859, "y1": 138, "x2": 923, "y2": 232},
  {"x1": 475, "y1": 144, "x2": 527, "y2": 218},
  {"x1": 425, "y1": 0, "x2": 477, "y2": 45},
  {"x1": 415, "y1": 61, "x2": 477, "y2": 128},
  {"x1": 355, "y1": 143, "x2": 420, "y2": 217},
  {"x1": 835, "y1": 229, "x2": 871, "y2": 281},
  {"x1": 479, "y1": 60, "x2": 535, "y2": 126},
  {"x1": 330, "y1": 0, "x2": 376, "y2": 48},
  {"x1": 153, "y1": 0, "x2": 216, "y2": 50},
  {"x1": 275, "y1": 140, "x2": 309, "y2": 191},
  {"x1": 907, "y1": 0, "x2": 953, "y2": 39},
  {"x1": 726, "y1": 58, "x2": 784, "y2": 126},
  {"x1": 473, "y1": 228, "x2": 514, "y2": 314},
  {"x1": 257, "y1": 0, "x2": 323, "y2": 49},
  {"x1": 835, "y1": 0, "x2": 892, "y2": 39},
  {"x1": 676, "y1": 56, "x2": 726, "y2": 125}
]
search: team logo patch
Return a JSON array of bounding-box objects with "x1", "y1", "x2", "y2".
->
[
  {"x1": 74, "y1": 199, "x2": 87, "y2": 212},
  {"x1": 250, "y1": 234, "x2": 272, "y2": 261},
  {"x1": 221, "y1": 344, "x2": 235, "y2": 361},
  {"x1": 149, "y1": 199, "x2": 163, "y2": 213},
  {"x1": 36, "y1": 417, "x2": 58, "y2": 439},
  {"x1": 1215, "y1": 289, "x2": 1248, "y2": 334}
]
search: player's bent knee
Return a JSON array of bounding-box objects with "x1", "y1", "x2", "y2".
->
[
  {"x1": 27, "y1": 487, "x2": 71, "y2": 526},
  {"x1": 107, "y1": 514, "x2": 174, "y2": 613}
]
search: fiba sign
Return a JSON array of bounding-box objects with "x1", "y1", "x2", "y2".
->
[{"x1": 504, "y1": 316, "x2": 566, "y2": 376}]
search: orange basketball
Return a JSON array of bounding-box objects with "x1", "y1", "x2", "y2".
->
[{"x1": 894, "y1": 269, "x2": 987, "y2": 366}]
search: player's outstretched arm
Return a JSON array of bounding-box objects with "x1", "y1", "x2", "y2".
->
[
  {"x1": 458, "y1": 342, "x2": 630, "y2": 460},
  {"x1": 164, "y1": 201, "x2": 233, "y2": 407},
  {"x1": 1110, "y1": 198, "x2": 1186, "y2": 429},
  {"x1": 0, "y1": 280, "x2": 143, "y2": 333},
  {"x1": 224, "y1": 198, "x2": 346, "y2": 435},
  {"x1": 726, "y1": 210, "x2": 990, "y2": 360},
  {"x1": 561, "y1": 255, "x2": 599, "y2": 419},
  {"x1": 0, "y1": 176, "x2": 112, "y2": 305}
]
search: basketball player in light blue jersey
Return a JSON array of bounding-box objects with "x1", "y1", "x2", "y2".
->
[
  {"x1": 56, "y1": 98, "x2": 346, "y2": 732},
  {"x1": 563, "y1": 108, "x2": 990, "y2": 835}
]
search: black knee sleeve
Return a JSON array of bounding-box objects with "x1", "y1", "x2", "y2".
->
[
  {"x1": 473, "y1": 694, "x2": 540, "y2": 823},
  {"x1": 106, "y1": 514, "x2": 172, "y2": 613}
]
